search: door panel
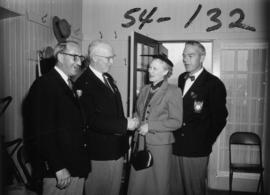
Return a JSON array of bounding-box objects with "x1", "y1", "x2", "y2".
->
[{"x1": 128, "y1": 31, "x2": 163, "y2": 116}]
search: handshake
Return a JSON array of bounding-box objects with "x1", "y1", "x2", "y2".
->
[{"x1": 127, "y1": 117, "x2": 140, "y2": 131}]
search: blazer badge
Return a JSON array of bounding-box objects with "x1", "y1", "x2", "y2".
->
[{"x1": 194, "y1": 100, "x2": 203, "y2": 113}]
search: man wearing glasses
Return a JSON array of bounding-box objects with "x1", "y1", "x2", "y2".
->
[
  {"x1": 75, "y1": 40, "x2": 138, "y2": 195},
  {"x1": 26, "y1": 40, "x2": 90, "y2": 195}
]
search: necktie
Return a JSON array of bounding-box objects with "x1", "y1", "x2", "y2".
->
[
  {"x1": 102, "y1": 74, "x2": 114, "y2": 92},
  {"x1": 184, "y1": 74, "x2": 195, "y2": 81},
  {"x1": 68, "y1": 77, "x2": 78, "y2": 97},
  {"x1": 68, "y1": 78, "x2": 74, "y2": 90}
]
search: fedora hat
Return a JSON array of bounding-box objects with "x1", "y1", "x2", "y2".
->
[{"x1": 52, "y1": 16, "x2": 71, "y2": 42}]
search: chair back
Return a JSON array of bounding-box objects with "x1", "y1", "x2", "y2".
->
[
  {"x1": 0, "y1": 96, "x2": 12, "y2": 117},
  {"x1": 229, "y1": 131, "x2": 262, "y2": 166},
  {"x1": 3, "y1": 138, "x2": 23, "y2": 185},
  {"x1": 17, "y1": 145, "x2": 43, "y2": 193},
  {"x1": 17, "y1": 145, "x2": 32, "y2": 185},
  {"x1": 229, "y1": 132, "x2": 260, "y2": 145}
]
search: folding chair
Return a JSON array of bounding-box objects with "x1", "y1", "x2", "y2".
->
[
  {"x1": 0, "y1": 96, "x2": 12, "y2": 117},
  {"x1": 229, "y1": 132, "x2": 264, "y2": 194}
]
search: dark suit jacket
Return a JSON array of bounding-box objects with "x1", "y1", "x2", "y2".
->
[
  {"x1": 75, "y1": 67, "x2": 128, "y2": 160},
  {"x1": 26, "y1": 68, "x2": 90, "y2": 178},
  {"x1": 173, "y1": 69, "x2": 228, "y2": 157}
]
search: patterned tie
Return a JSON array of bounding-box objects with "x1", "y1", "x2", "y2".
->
[
  {"x1": 68, "y1": 77, "x2": 74, "y2": 90},
  {"x1": 102, "y1": 74, "x2": 114, "y2": 92},
  {"x1": 68, "y1": 77, "x2": 78, "y2": 98}
]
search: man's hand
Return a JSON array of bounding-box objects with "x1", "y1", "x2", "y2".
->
[
  {"x1": 127, "y1": 117, "x2": 140, "y2": 131},
  {"x1": 55, "y1": 168, "x2": 71, "y2": 189}
]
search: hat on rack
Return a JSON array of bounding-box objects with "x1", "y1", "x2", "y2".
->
[{"x1": 52, "y1": 16, "x2": 71, "y2": 42}]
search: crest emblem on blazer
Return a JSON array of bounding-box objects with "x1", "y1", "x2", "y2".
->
[
  {"x1": 194, "y1": 100, "x2": 203, "y2": 113},
  {"x1": 191, "y1": 91, "x2": 203, "y2": 113}
]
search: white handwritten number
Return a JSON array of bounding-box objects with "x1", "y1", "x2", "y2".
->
[{"x1": 229, "y1": 8, "x2": 256, "y2": 32}]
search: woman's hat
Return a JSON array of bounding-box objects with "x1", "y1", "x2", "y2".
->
[
  {"x1": 52, "y1": 16, "x2": 71, "y2": 42},
  {"x1": 141, "y1": 54, "x2": 174, "y2": 67}
]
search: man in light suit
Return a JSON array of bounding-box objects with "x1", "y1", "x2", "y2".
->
[
  {"x1": 26, "y1": 41, "x2": 90, "y2": 195},
  {"x1": 173, "y1": 41, "x2": 228, "y2": 195},
  {"x1": 75, "y1": 40, "x2": 138, "y2": 195}
]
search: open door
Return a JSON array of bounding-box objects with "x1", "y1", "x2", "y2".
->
[{"x1": 127, "y1": 31, "x2": 167, "y2": 117}]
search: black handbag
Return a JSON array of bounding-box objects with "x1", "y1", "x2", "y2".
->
[{"x1": 131, "y1": 134, "x2": 153, "y2": 171}]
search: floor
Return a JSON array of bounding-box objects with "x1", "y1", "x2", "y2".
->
[{"x1": 208, "y1": 189, "x2": 264, "y2": 195}]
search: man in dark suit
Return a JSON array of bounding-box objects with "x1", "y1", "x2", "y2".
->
[
  {"x1": 26, "y1": 41, "x2": 90, "y2": 195},
  {"x1": 75, "y1": 40, "x2": 138, "y2": 195},
  {"x1": 173, "y1": 41, "x2": 228, "y2": 195}
]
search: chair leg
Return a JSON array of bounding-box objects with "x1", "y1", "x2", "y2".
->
[
  {"x1": 260, "y1": 172, "x2": 264, "y2": 193},
  {"x1": 256, "y1": 177, "x2": 260, "y2": 194},
  {"x1": 256, "y1": 173, "x2": 264, "y2": 194},
  {"x1": 229, "y1": 171, "x2": 233, "y2": 195}
]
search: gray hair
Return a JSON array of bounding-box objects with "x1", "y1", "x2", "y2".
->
[
  {"x1": 87, "y1": 40, "x2": 110, "y2": 58},
  {"x1": 185, "y1": 40, "x2": 206, "y2": 56}
]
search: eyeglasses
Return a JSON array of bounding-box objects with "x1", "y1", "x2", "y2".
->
[
  {"x1": 60, "y1": 52, "x2": 85, "y2": 62},
  {"x1": 95, "y1": 54, "x2": 116, "y2": 61}
]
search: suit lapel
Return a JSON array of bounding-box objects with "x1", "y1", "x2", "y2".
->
[
  {"x1": 178, "y1": 73, "x2": 188, "y2": 92},
  {"x1": 86, "y1": 68, "x2": 115, "y2": 95},
  {"x1": 83, "y1": 68, "x2": 124, "y2": 117},
  {"x1": 183, "y1": 69, "x2": 207, "y2": 100},
  {"x1": 51, "y1": 69, "x2": 77, "y2": 100}
]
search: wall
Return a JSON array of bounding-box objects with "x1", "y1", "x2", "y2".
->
[
  {"x1": 82, "y1": 0, "x2": 269, "y2": 192},
  {"x1": 82, "y1": 0, "x2": 268, "y2": 113},
  {"x1": 0, "y1": 0, "x2": 83, "y2": 141}
]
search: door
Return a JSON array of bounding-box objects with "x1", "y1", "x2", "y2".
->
[{"x1": 127, "y1": 31, "x2": 167, "y2": 117}]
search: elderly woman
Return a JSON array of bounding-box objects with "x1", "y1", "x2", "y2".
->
[{"x1": 127, "y1": 55, "x2": 183, "y2": 195}]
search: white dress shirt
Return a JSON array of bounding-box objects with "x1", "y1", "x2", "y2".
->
[
  {"x1": 54, "y1": 66, "x2": 69, "y2": 86},
  {"x1": 183, "y1": 68, "x2": 204, "y2": 96},
  {"x1": 89, "y1": 66, "x2": 105, "y2": 83}
]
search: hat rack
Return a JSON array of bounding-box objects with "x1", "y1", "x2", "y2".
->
[{"x1": 97, "y1": 31, "x2": 119, "y2": 39}]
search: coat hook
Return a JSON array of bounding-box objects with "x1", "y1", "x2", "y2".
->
[
  {"x1": 99, "y1": 31, "x2": 103, "y2": 39},
  {"x1": 41, "y1": 13, "x2": 48, "y2": 23},
  {"x1": 114, "y1": 31, "x2": 117, "y2": 39}
]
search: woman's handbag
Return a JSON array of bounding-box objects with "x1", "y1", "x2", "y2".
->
[{"x1": 131, "y1": 134, "x2": 153, "y2": 170}]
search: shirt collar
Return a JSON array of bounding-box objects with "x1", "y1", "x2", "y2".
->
[
  {"x1": 54, "y1": 66, "x2": 69, "y2": 85},
  {"x1": 190, "y1": 67, "x2": 204, "y2": 81},
  {"x1": 89, "y1": 65, "x2": 104, "y2": 82}
]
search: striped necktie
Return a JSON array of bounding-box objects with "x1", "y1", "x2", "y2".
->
[{"x1": 102, "y1": 74, "x2": 114, "y2": 92}]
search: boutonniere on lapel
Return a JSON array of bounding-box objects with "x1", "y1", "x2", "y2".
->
[
  {"x1": 76, "y1": 89, "x2": 83, "y2": 98},
  {"x1": 191, "y1": 91, "x2": 203, "y2": 113}
]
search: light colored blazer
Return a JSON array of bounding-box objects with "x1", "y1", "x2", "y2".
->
[{"x1": 136, "y1": 80, "x2": 183, "y2": 145}]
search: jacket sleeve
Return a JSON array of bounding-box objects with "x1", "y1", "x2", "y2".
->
[
  {"x1": 148, "y1": 88, "x2": 183, "y2": 132},
  {"x1": 78, "y1": 84, "x2": 127, "y2": 135},
  {"x1": 207, "y1": 79, "x2": 228, "y2": 145},
  {"x1": 29, "y1": 81, "x2": 65, "y2": 173}
]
